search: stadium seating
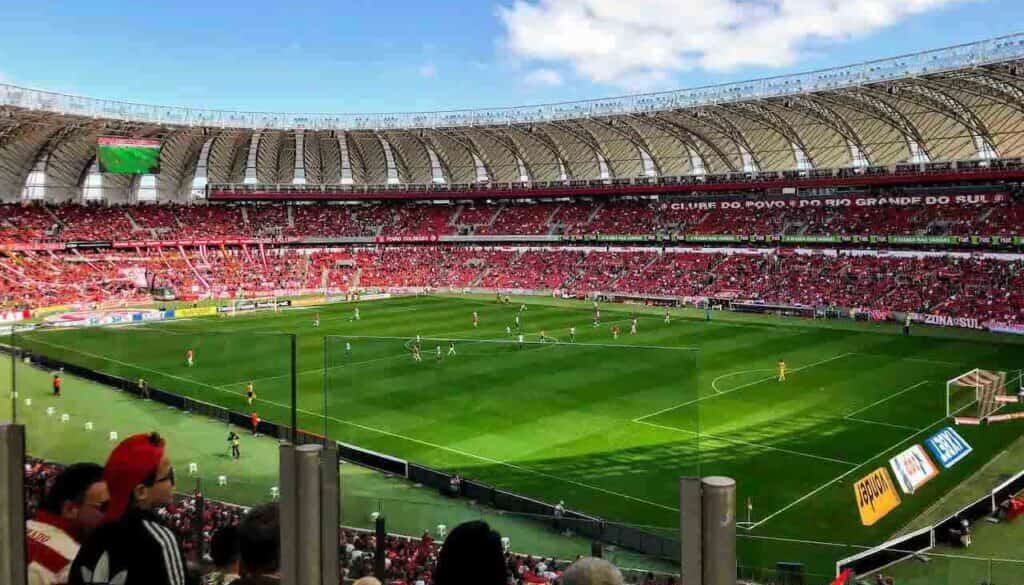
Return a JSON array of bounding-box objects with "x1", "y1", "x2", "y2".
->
[{"x1": 5, "y1": 196, "x2": 1024, "y2": 241}]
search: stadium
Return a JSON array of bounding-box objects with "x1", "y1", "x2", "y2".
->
[{"x1": 3, "y1": 24, "x2": 1024, "y2": 585}]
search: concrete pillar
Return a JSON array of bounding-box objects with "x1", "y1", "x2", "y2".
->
[
  {"x1": 0, "y1": 424, "x2": 26, "y2": 585},
  {"x1": 702, "y1": 476, "x2": 736, "y2": 585},
  {"x1": 679, "y1": 477, "x2": 702, "y2": 585},
  {"x1": 295, "y1": 444, "x2": 323, "y2": 585}
]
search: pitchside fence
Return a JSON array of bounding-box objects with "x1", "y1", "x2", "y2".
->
[
  {"x1": 834, "y1": 469, "x2": 1024, "y2": 578},
  {"x1": 2, "y1": 328, "x2": 700, "y2": 563}
]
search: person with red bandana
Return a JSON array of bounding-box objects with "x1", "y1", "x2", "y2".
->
[{"x1": 69, "y1": 432, "x2": 187, "y2": 585}]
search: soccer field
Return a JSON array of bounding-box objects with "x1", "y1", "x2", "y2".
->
[{"x1": 9, "y1": 295, "x2": 1024, "y2": 577}]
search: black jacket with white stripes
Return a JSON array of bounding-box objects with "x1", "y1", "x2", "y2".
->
[{"x1": 69, "y1": 508, "x2": 190, "y2": 585}]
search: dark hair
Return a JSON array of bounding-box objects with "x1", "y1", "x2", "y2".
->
[
  {"x1": 42, "y1": 463, "x2": 104, "y2": 516},
  {"x1": 210, "y1": 525, "x2": 240, "y2": 569},
  {"x1": 435, "y1": 521, "x2": 507, "y2": 585},
  {"x1": 238, "y1": 503, "x2": 279, "y2": 576}
]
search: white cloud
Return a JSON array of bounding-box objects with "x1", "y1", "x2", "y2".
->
[
  {"x1": 419, "y1": 63, "x2": 438, "y2": 78},
  {"x1": 497, "y1": 0, "x2": 968, "y2": 89},
  {"x1": 524, "y1": 68, "x2": 563, "y2": 86}
]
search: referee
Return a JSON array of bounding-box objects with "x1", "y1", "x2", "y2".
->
[{"x1": 228, "y1": 431, "x2": 241, "y2": 460}]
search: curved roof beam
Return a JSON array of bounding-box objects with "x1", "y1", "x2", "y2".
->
[
  {"x1": 783, "y1": 96, "x2": 871, "y2": 165},
  {"x1": 893, "y1": 81, "x2": 998, "y2": 157},
  {"x1": 731, "y1": 102, "x2": 815, "y2": 168},
  {"x1": 375, "y1": 131, "x2": 410, "y2": 184},
  {"x1": 510, "y1": 125, "x2": 572, "y2": 180},
  {"x1": 644, "y1": 113, "x2": 737, "y2": 172},
  {"x1": 583, "y1": 117, "x2": 662, "y2": 176},
  {"x1": 623, "y1": 114, "x2": 709, "y2": 173},
  {"x1": 689, "y1": 108, "x2": 761, "y2": 171},
  {"x1": 548, "y1": 120, "x2": 614, "y2": 178},
  {"x1": 426, "y1": 128, "x2": 494, "y2": 182},
  {"x1": 474, "y1": 128, "x2": 534, "y2": 182},
  {"x1": 407, "y1": 131, "x2": 452, "y2": 184},
  {"x1": 824, "y1": 90, "x2": 931, "y2": 162}
]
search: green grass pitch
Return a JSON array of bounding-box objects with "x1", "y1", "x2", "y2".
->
[{"x1": 8, "y1": 295, "x2": 1024, "y2": 577}]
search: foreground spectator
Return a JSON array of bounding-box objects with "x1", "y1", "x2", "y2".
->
[
  {"x1": 434, "y1": 521, "x2": 507, "y2": 585},
  {"x1": 70, "y1": 432, "x2": 187, "y2": 585},
  {"x1": 27, "y1": 463, "x2": 109, "y2": 585},
  {"x1": 202, "y1": 525, "x2": 240, "y2": 585},
  {"x1": 561, "y1": 558, "x2": 623, "y2": 585},
  {"x1": 234, "y1": 504, "x2": 280, "y2": 584}
]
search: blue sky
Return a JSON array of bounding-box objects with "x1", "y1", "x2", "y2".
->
[{"x1": 0, "y1": 0, "x2": 1021, "y2": 113}]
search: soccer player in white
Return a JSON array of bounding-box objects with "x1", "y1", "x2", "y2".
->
[
  {"x1": 664, "y1": 309, "x2": 670, "y2": 325},
  {"x1": 186, "y1": 349, "x2": 194, "y2": 367},
  {"x1": 505, "y1": 325, "x2": 512, "y2": 336},
  {"x1": 447, "y1": 341, "x2": 456, "y2": 356},
  {"x1": 517, "y1": 333, "x2": 524, "y2": 349},
  {"x1": 314, "y1": 312, "x2": 320, "y2": 328},
  {"x1": 472, "y1": 311, "x2": 478, "y2": 328},
  {"x1": 514, "y1": 314, "x2": 520, "y2": 329},
  {"x1": 345, "y1": 341, "x2": 352, "y2": 357},
  {"x1": 412, "y1": 345, "x2": 422, "y2": 362},
  {"x1": 416, "y1": 333, "x2": 422, "y2": 345},
  {"x1": 569, "y1": 326, "x2": 576, "y2": 343},
  {"x1": 630, "y1": 317, "x2": 638, "y2": 335},
  {"x1": 435, "y1": 345, "x2": 442, "y2": 361},
  {"x1": 519, "y1": 303, "x2": 527, "y2": 313},
  {"x1": 353, "y1": 307, "x2": 360, "y2": 321}
]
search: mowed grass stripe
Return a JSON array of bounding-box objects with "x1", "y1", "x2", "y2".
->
[{"x1": 11, "y1": 294, "x2": 1024, "y2": 577}]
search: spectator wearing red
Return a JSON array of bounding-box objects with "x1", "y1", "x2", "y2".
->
[
  {"x1": 26, "y1": 463, "x2": 108, "y2": 585},
  {"x1": 249, "y1": 413, "x2": 260, "y2": 436},
  {"x1": 69, "y1": 432, "x2": 186, "y2": 585},
  {"x1": 52, "y1": 374, "x2": 62, "y2": 397}
]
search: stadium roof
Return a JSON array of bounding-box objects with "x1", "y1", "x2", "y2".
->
[{"x1": 4, "y1": 34, "x2": 1024, "y2": 202}]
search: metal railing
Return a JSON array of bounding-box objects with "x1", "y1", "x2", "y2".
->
[{"x1": 1, "y1": 34, "x2": 1023, "y2": 130}]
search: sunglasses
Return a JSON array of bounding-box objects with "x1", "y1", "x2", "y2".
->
[{"x1": 143, "y1": 466, "x2": 175, "y2": 487}]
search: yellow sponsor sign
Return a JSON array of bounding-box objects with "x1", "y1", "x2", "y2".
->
[
  {"x1": 854, "y1": 467, "x2": 901, "y2": 526},
  {"x1": 293, "y1": 296, "x2": 327, "y2": 307},
  {"x1": 175, "y1": 306, "x2": 217, "y2": 318}
]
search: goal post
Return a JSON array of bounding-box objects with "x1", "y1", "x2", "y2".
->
[
  {"x1": 225, "y1": 296, "x2": 281, "y2": 317},
  {"x1": 946, "y1": 368, "x2": 1014, "y2": 424}
]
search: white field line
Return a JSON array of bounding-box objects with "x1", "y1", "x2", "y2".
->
[
  {"x1": 843, "y1": 416, "x2": 922, "y2": 432},
  {"x1": 218, "y1": 352, "x2": 411, "y2": 388},
  {"x1": 633, "y1": 352, "x2": 855, "y2": 422},
  {"x1": 632, "y1": 419, "x2": 857, "y2": 466},
  {"x1": 844, "y1": 380, "x2": 930, "y2": 418},
  {"x1": 710, "y1": 369, "x2": 774, "y2": 394},
  {"x1": 744, "y1": 413, "x2": 950, "y2": 531},
  {"x1": 342, "y1": 334, "x2": 699, "y2": 351},
  {"x1": 22, "y1": 335, "x2": 678, "y2": 513},
  {"x1": 850, "y1": 352, "x2": 965, "y2": 367}
]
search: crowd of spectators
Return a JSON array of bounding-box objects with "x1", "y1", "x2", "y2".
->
[
  {"x1": 2, "y1": 244, "x2": 1024, "y2": 324},
  {"x1": 3, "y1": 195, "x2": 1024, "y2": 242},
  {"x1": 24, "y1": 453, "x2": 666, "y2": 585}
]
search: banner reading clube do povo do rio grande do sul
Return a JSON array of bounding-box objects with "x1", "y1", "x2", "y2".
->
[
  {"x1": 925, "y1": 427, "x2": 973, "y2": 469},
  {"x1": 854, "y1": 467, "x2": 902, "y2": 526}
]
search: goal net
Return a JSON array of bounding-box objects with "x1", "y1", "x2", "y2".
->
[
  {"x1": 225, "y1": 296, "x2": 281, "y2": 317},
  {"x1": 946, "y1": 368, "x2": 1013, "y2": 424}
]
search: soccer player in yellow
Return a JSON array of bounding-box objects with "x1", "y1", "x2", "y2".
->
[
  {"x1": 246, "y1": 382, "x2": 256, "y2": 406},
  {"x1": 777, "y1": 360, "x2": 787, "y2": 382}
]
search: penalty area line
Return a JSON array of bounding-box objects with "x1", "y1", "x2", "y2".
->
[
  {"x1": 744, "y1": 412, "x2": 950, "y2": 531},
  {"x1": 633, "y1": 352, "x2": 855, "y2": 422},
  {"x1": 23, "y1": 335, "x2": 677, "y2": 514},
  {"x1": 633, "y1": 419, "x2": 857, "y2": 466}
]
